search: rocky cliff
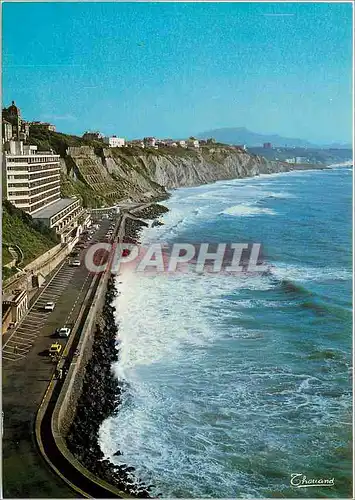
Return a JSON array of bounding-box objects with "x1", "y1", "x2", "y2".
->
[
  {"x1": 28, "y1": 129, "x2": 293, "y2": 207},
  {"x1": 60, "y1": 143, "x2": 291, "y2": 207}
]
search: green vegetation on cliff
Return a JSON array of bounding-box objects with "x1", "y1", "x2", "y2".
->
[
  {"x1": 2, "y1": 201, "x2": 59, "y2": 280},
  {"x1": 28, "y1": 126, "x2": 103, "y2": 156},
  {"x1": 28, "y1": 128, "x2": 168, "y2": 207},
  {"x1": 26, "y1": 127, "x2": 292, "y2": 210}
]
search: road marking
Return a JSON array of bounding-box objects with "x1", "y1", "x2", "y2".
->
[
  {"x1": 2, "y1": 354, "x2": 26, "y2": 362},
  {"x1": 16, "y1": 322, "x2": 41, "y2": 328},
  {"x1": 7, "y1": 339, "x2": 32, "y2": 347},
  {"x1": 22, "y1": 318, "x2": 43, "y2": 324},
  {"x1": 3, "y1": 346, "x2": 30, "y2": 354},
  {"x1": 15, "y1": 328, "x2": 35, "y2": 334},
  {"x1": 12, "y1": 334, "x2": 38, "y2": 341},
  {"x1": 44, "y1": 284, "x2": 67, "y2": 289},
  {"x1": 2, "y1": 222, "x2": 111, "y2": 363},
  {"x1": 3, "y1": 259, "x2": 68, "y2": 351}
]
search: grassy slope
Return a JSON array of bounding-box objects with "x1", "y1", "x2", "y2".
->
[{"x1": 2, "y1": 202, "x2": 59, "y2": 276}]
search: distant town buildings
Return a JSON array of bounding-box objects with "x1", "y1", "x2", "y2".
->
[
  {"x1": 82, "y1": 131, "x2": 105, "y2": 141},
  {"x1": 2, "y1": 120, "x2": 13, "y2": 143},
  {"x1": 295, "y1": 156, "x2": 307, "y2": 164},
  {"x1": 284, "y1": 156, "x2": 308, "y2": 164},
  {"x1": 187, "y1": 138, "x2": 200, "y2": 149},
  {"x1": 126, "y1": 137, "x2": 199, "y2": 150},
  {"x1": 30, "y1": 121, "x2": 56, "y2": 132},
  {"x1": 103, "y1": 136, "x2": 125, "y2": 148},
  {"x1": 2, "y1": 101, "x2": 30, "y2": 143},
  {"x1": 127, "y1": 139, "x2": 145, "y2": 148},
  {"x1": 263, "y1": 142, "x2": 272, "y2": 149},
  {"x1": 144, "y1": 137, "x2": 157, "y2": 148}
]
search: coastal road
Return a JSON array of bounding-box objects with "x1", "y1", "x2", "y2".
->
[
  {"x1": 2, "y1": 203, "x2": 153, "y2": 498},
  {"x1": 2, "y1": 218, "x2": 113, "y2": 498}
]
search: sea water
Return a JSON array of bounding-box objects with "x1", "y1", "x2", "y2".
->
[{"x1": 99, "y1": 167, "x2": 352, "y2": 498}]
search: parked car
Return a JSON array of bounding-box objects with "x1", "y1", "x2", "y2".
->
[
  {"x1": 58, "y1": 327, "x2": 71, "y2": 338},
  {"x1": 49, "y1": 343, "x2": 62, "y2": 356},
  {"x1": 44, "y1": 301, "x2": 55, "y2": 311},
  {"x1": 71, "y1": 260, "x2": 81, "y2": 267}
]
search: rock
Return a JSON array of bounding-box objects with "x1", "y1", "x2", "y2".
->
[{"x1": 65, "y1": 278, "x2": 151, "y2": 497}]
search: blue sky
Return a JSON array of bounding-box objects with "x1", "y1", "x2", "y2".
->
[{"x1": 2, "y1": 2, "x2": 353, "y2": 143}]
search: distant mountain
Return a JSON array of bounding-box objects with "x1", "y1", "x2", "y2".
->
[
  {"x1": 197, "y1": 127, "x2": 351, "y2": 149},
  {"x1": 322, "y1": 142, "x2": 353, "y2": 150}
]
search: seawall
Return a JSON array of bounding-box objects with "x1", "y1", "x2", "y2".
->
[{"x1": 3, "y1": 236, "x2": 79, "y2": 301}]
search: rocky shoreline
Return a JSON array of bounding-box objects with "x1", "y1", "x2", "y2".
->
[
  {"x1": 131, "y1": 203, "x2": 169, "y2": 220},
  {"x1": 66, "y1": 211, "x2": 162, "y2": 497},
  {"x1": 66, "y1": 275, "x2": 152, "y2": 497}
]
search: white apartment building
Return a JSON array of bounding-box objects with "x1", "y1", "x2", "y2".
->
[
  {"x1": 3, "y1": 140, "x2": 84, "y2": 243},
  {"x1": 103, "y1": 136, "x2": 125, "y2": 148},
  {"x1": 3, "y1": 140, "x2": 61, "y2": 214}
]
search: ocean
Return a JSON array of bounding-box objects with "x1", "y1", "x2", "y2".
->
[{"x1": 99, "y1": 166, "x2": 352, "y2": 498}]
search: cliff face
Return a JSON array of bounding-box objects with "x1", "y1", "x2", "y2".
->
[{"x1": 61, "y1": 144, "x2": 290, "y2": 206}]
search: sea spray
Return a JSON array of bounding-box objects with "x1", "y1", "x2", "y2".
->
[{"x1": 66, "y1": 276, "x2": 151, "y2": 497}]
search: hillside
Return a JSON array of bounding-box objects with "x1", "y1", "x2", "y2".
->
[
  {"x1": 197, "y1": 127, "x2": 352, "y2": 150},
  {"x1": 2, "y1": 201, "x2": 59, "y2": 280},
  {"x1": 248, "y1": 146, "x2": 353, "y2": 165},
  {"x1": 197, "y1": 127, "x2": 318, "y2": 148},
  {"x1": 27, "y1": 128, "x2": 292, "y2": 208}
]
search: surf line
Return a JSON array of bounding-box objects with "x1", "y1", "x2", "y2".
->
[{"x1": 85, "y1": 242, "x2": 268, "y2": 275}]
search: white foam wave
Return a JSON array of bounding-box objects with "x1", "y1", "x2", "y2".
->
[
  {"x1": 221, "y1": 205, "x2": 277, "y2": 217},
  {"x1": 98, "y1": 169, "x2": 351, "y2": 498},
  {"x1": 271, "y1": 263, "x2": 352, "y2": 283}
]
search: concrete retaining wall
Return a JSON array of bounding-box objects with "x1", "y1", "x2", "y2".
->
[
  {"x1": 54, "y1": 218, "x2": 120, "y2": 436},
  {"x1": 25, "y1": 243, "x2": 62, "y2": 272},
  {"x1": 55, "y1": 269, "x2": 110, "y2": 437},
  {"x1": 3, "y1": 237, "x2": 79, "y2": 299}
]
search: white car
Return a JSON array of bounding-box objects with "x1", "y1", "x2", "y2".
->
[
  {"x1": 44, "y1": 301, "x2": 55, "y2": 311},
  {"x1": 58, "y1": 327, "x2": 71, "y2": 338},
  {"x1": 71, "y1": 260, "x2": 81, "y2": 267}
]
